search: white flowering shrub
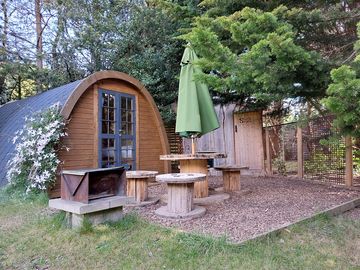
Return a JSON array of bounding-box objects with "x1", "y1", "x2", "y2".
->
[{"x1": 7, "y1": 103, "x2": 68, "y2": 193}]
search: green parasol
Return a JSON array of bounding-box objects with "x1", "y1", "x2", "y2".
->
[{"x1": 175, "y1": 45, "x2": 220, "y2": 154}]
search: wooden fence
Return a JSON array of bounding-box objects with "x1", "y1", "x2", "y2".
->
[{"x1": 165, "y1": 125, "x2": 182, "y2": 172}]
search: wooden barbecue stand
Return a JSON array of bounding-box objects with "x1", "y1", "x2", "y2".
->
[{"x1": 49, "y1": 167, "x2": 134, "y2": 228}]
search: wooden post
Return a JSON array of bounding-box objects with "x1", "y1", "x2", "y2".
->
[
  {"x1": 345, "y1": 136, "x2": 353, "y2": 187},
  {"x1": 265, "y1": 128, "x2": 272, "y2": 175},
  {"x1": 180, "y1": 159, "x2": 208, "y2": 198},
  {"x1": 191, "y1": 136, "x2": 196, "y2": 155},
  {"x1": 297, "y1": 127, "x2": 304, "y2": 178}
]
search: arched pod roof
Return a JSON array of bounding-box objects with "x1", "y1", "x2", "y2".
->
[{"x1": 0, "y1": 71, "x2": 170, "y2": 187}]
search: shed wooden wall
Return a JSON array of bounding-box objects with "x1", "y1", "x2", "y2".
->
[
  {"x1": 51, "y1": 78, "x2": 168, "y2": 197},
  {"x1": 183, "y1": 104, "x2": 237, "y2": 166},
  {"x1": 182, "y1": 105, "x2": 265, "y2": 175}
]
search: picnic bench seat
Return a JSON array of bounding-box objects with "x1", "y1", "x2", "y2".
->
[
  {"x1": 126, "y1": 170, "x2": 159, "y2": 206},
  {"x1": 214, "y1": 166, "x2": 249, "y2": 192}
]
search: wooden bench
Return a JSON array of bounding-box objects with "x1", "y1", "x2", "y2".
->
[
  {"x1": 155, "y1": 173, "x2": 206, "y2": 219},
  {"x1": 214, "y1": 166, "x2": 248, "y2": 192},
  {"x1": 126, "y1": 171, "x2": 158, "y2": 204}
]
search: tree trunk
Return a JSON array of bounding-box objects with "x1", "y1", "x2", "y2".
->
[
  {"x1": 1, "y1": 0, "x2": 7, "y2": 51},
  {"x1": 35, "y1": 0, "x2": 43, "y2": 69},
  {"x1": 0, "y1": 0, "x2": 8, "y2": 104},
  {"x1": 17, "y1": 76, "x2": 22, "y2": 100}
]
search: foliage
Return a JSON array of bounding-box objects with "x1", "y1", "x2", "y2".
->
[
  {"x1": 323, "y1": 22, "x2": 360, "y2": 138},
  {"x1": 200, "y1": 0, "x2": 360, "y2": 65},
  {"x1": 1, "y1": 0, "x2": 359, "y2": 125},
  {"x1": 41, "y1": 1, "x2": 201, "y2": 123},
  {"x1": 353, "y1": 149, "x2": 360, "y2": 176},
  {"x1": 273, "y1": 156, "x2": 287, "y2": 175},
  {"x1": 304, "y1": 138, "x2": 346, "y2": 175},
  {"x1": 304, "y1": 151, "x2": 331, "y2": 175},
  {"x1": 181, "y1": 6, "x2": 329, "y2": 107},
  {"x1": 112, "y1": 5, "x2": 186, "y2": 123},
  {"x1": 6, "y1": 103, "x2": 68, "y2": 193}
]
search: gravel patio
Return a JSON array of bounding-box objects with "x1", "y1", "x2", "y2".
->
[{"x1": 126, "y1": 175, "x2": 360, "y2": 243}]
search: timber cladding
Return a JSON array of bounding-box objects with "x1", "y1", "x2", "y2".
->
[
  {"x1": 234, "y1": 111, "x2": 265, "y2": 172},
  {"x1": 51, "y1": 72, "x2": 170, "y2": 197}
]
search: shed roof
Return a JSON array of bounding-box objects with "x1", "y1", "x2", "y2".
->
[{"x1": 0, "y1": 80, "x2": 82, "y2": 187}]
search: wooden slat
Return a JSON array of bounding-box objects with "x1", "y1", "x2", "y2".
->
[
  {"x1": 68, "y1": 118, "x2": 93, "y2": 125},
  {"x1": 68, "y1": 129, "x2": 96, "y2": 135},
  {"x1": 345, "y1": 136, "x2": 353, "y2": 187},
  {"x1": 61, "y1": 145, "x2": 93, "y2": 151},
  {"x1": 65, "y1": 123, "x2": 94, "y2": 129},
  {"x1": 62, "y1": 161, "x2": 94, "y2": 167},
  {"x1": 297, "y1": 127, "x2": 304, "y2": 178},
  {"x1": 182, "y1": 104, "x2": 236, "y2": 167},
  {"x1": 265, "y1": 128, "x2": 272, "y2": 176},
  {"x1": 62, "y1": 139, "x2": 94, "y2": 145}
]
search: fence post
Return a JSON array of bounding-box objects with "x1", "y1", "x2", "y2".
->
[
  {"x1": 265, "y1": 128, "x2": 272, "y2": 175},
  {"x1": 297, "y1": 127, "x2": 304, "y2": 178},
  {"x1": 345, "y1": 136, "x2": 353, "y2": 187}
]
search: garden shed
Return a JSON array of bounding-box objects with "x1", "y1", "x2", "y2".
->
[
  {"x1": 0, "y1": 71, "x2": 170, "y2": 196},
  {"x1": 183, "y1": 105, "x2": 265, "y2": 176}
]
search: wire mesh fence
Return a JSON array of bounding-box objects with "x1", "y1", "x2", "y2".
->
[
  {"x1": 265, "y1": 115, "x2": 347, "y2": 185},
  {"x1": 302, "y1": 116, "x2": 345, "y2": 185}
]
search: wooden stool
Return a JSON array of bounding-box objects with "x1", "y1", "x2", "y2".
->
[
  {"x1": 214, "y1": 166, "x2": 248, "y2": 192},
  {"x1": 155, "y1": 173, "x2": 206, "y2": 219},
  {"x1": 126, "y1": 171, "x2": 158, "y2": 206}
]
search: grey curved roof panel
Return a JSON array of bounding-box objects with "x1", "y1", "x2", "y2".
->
[{"x1": 0, "y1": 79, "x2": 83, "y2": 187}]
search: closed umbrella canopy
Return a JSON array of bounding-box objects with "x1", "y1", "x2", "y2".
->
[{"x1": 175, "y1": 45, "x2": 220, "y2": 138}]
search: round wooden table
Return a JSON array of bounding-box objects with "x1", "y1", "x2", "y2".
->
[
  {"x1": 126, "y1": 170, "x2": 158, "y2": 203},
  {"x1": 155, "y1": 173, "x2": 206, "y2": 219},
  {"x1": 160, "y1": 153, "x2": 226, "y2": 198}
]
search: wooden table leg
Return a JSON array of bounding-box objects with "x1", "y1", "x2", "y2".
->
[
  {"x1": 179, "y1": 159, "x2": 208, "y2": 198},
  {"x1": 167, "y1": 183, "x2": 194, "y2": 214},
  {"x1": 127, "y1": 178, "x2": 148, "y2": 202},
  {"x1": 223, "y1": 171, "x2": 241, "y2": 192}
]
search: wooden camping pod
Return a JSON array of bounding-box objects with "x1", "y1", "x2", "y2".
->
[{"x1": 51, "y1": 71, "x2": 170, "y2": 197}]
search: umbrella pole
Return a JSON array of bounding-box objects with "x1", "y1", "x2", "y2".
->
[{"x1": 191, "y1": 135, "x2": 196, "y2": 155}]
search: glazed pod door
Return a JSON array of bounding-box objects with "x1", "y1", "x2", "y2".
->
[{"x1": 99, "y1": 90, "x2": 136, "y2": 170}]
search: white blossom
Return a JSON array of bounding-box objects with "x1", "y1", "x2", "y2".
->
[{"x1": 7, "y1": 103, "x2": 68, "y2": 193}]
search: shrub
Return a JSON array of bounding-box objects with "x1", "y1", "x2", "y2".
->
[
  {"x1": 7, "y1": 103, "x2": 68, "y2": 193},
  {"x1": 304, "y1": 151, "x2": 330, "y2": 174},
  {"x1": 273, "y1": 157, "x2": 287, "y2": 176}
]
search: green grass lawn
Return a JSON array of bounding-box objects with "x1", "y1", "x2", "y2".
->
[{"x1": 1, "y1": 191, "x2": 360, "y2": 270}]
